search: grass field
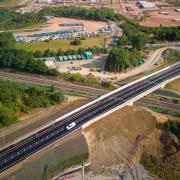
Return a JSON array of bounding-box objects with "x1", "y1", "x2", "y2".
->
[
  {"x1": 0, "y1": 0, "x2": 20, "y2": 7},
  {"x1": 16, "y1": 37, "x2": 106, "y2": 52},
  {"x1": 0, "y1": 0, "x2": 32, "y2": 8}
]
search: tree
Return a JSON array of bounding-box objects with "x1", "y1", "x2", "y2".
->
[
  {"x1": 34, "y1": 50, "x2": 43, "y2": 58},
  {"x1": 0, "y1": 32, "x2": 15, "y2": 49},
  {"x1": 71, "y1": 39, "x2": 82, "y2": 45},
  {"x1": 129, "y1": 49, "x2": 141, "y2": 67},
  {"x1": 0, "y1": 104, "x2": 17, "y2": 127},
  {"x1": 43, "y1": 49, "x2": 52, "y2": 57},
  {"x1": 117, "y1": 35, "x2": 128, "y2": 47},
  {"x1": 131, "y1": 32, "x2": 149, "y2": 50},
  {"x1": 105, "y1": 48, "x2": 130, "y2": 72}
]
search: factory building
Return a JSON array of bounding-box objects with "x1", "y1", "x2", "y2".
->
[
  {"x1": 38, "y1": 0, "x2": 54, "y2": 3},
  {"x1": 137, "y1": 1, "x2": 158, "y2": 11}
]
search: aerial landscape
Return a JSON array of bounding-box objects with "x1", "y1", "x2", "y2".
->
[{"x1": 0, "y1": 0, "x2": 179, "y2": 179}]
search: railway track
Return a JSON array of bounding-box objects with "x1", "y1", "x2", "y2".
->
[
  {"x1": 0, "y1": 71, "x2": 108, "y2": 96},
  {"x1": 137, "y1": 97, "x2": 180, "y2": 111}
]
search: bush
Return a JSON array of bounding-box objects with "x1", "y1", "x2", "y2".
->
[
  {"x1": 71, "y1": 39, "x2": 82, "y2": 45},
  {"x1": 164, "y1": 120, "x2": 180, "y2": 139},
  {"x1": 101, "y1": 80, "x2": 112, "y2": 88},
  {"x1": 0, "y1": 81, "x2": 64, "y2": 128},
  {"x1": 105, "y1": 48, "x2": 141, "y2": 72},
  {"x1": 0, "y1": 32, "x2": 59, "y2": 76}
]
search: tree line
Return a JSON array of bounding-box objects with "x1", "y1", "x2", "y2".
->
[
  {"x1": 0, "y1": 32, "x2": 58, "y2": 76},
  {"x1": 0, "y1": 8, "x2": 44, "y2": 30},
  {"x1": 0, "y1": 80, "x2": 64, "y2": 127},
  {"x1": 39, "y1": 6, "x2": 117, "y2": 21},
  {"x1": 0, "y1": 6, "x2": 179, "y2": 42},
  {"x1": 105, "y1": 48, "x2": 141, "y2": 72},
  {"x1": 121, "y1": 21, "x2": 180, "y2": 42},
  {"x1": 33, "y1": 46, "x2": 108, "y2": 58}
]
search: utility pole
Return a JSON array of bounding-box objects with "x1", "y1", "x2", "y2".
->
[{"x1": 82, "y1": 163, "x2": 85, "y2": 180}]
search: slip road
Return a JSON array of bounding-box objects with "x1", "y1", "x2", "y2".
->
[{"x1": 0, "y1": 64, "x2": 180, "y2": 173}]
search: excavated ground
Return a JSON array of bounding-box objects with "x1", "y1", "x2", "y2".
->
[{"x1": 83, "y1": 105, "x2": 179, "y2": 179}]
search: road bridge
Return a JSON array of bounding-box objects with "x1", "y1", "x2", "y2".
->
[{"x1": 0, "y1": 63, "x2": 179, "y2": 173}]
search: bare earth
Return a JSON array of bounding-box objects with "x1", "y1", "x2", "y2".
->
[
  {"x1": 165, "y1": 78, "x2": 180, "y2": 94},
  {"x1": 83, "y1": 105, "x2": 179, "y2": 178},
  {"x1": 140, "y1": 10, "x2": 180, "y2": 27},
  {"x1": 15, "y1": 17, "x2": 108, "y2": 36},
  {"x1": 56, "y1": 47, "x2": 169, "y2": 82},
  {"x1": 83, "y1": 106, "x2": 156, "y2": 175}
]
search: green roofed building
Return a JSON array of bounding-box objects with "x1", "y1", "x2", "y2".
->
[
  {"x1": 73, "y1": 55, "x2": 78, "y2": 60},
  {"x1": 77, "y1": 55, "x2": 82, "y2": 60},
  {"x1": 84, "y1": 51, "x2": 93, "y2": 59},
  {"x1": 59, "y1": 56, "x2": 64, "y2": 62},
  {"x1": 63, "y1": 56, "x2": 68, "y2": 61},
  {"x1": 68, "y1": 55, "x2": 73, "y2": 61}
]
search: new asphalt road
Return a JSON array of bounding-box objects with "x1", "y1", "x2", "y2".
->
[{"x1": 0, "y1": 64, "x2": 180, "y2": 173}]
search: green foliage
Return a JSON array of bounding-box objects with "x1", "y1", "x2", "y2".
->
[
  {"x1": 0, "y1": 104, "x2": 17, "y2": 127},
  {"x1": 33, "y1": 46, "x2": 108, "y2": 58},
  {"x1": 164, "y1": 120, "x2": 180, "y2": 139},
  {"x1": 40, "y1": 6, "x2": 117, "y2": 21},
  {"x1": 0, "y1": 32, "x2": 59, "y2": 76},
  {"x1": 105, "y1": 48, "x2": 141, "y2": 72},
  {"x1": 141, "y1": 153, "x2": 179, "y2": 180},
  {"x1": 47, "y1": 153, "x2": 88, "y2": 178},
  {"x1": 121, "y1": 21, "x2": 180, "y2": 42},
  {"x1": 0, "y1": 80, "x2": 64, "y2": 127},
  {"x1": 141, "y1": 154, "x2": 165, "y2": 178},
  {"x1": 0, "y1": 8, "x2": 44, "y2": 30},
  {"x1": 71, "y1": 39, "x2": 82, "y2": 45},
  {"x1": 61, "y1": 72, "x2": 100, "y2": 87},
  {"x1": 131, "y1": 32, "x2": 149, "y2": 50},
  {"x1": 155, "y1": 27, "x2": 180, "y2": 41},
  {"x1": 101, "y1": 81, "x2": 112, "y2": 88},
  {"x1": 0, "y1": 32, "x2": 15, "y2": 48},
  {"x1": 117, "y1": 35, "x2": 128, "y2": 47},
  {"x1": 149, "y1": 106, "x2": 180, "y2": 117}
]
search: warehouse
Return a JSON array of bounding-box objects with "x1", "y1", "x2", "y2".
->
[
  {"x1": 137, "y1": 1, "x2": 158, "y2": 11},
  {"x1": 38, "y1": 0, "x2": 53, "y2": 3}
]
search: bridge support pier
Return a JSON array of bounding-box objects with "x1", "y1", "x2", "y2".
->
[
  {"x1": 161, "y1": 83, "x2": 166, "y2": 89},
  {"x1": 127, "y1": 101, "x2": 134, "y2": 106}
]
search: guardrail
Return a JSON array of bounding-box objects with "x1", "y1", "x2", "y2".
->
[{"x1": 1, "y1": 62, "x2": 179, "y2": 151}]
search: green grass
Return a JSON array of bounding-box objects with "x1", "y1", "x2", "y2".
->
[
  {"x1": 16, "y1": 37, "x2": 106, "y2": 52},
  {"x1": 0, "y1": 0, "x2": 24, "y2": 8},
  {"x1": 15, "y1": 22, "x2": 43, "y2": 30},
  {"x1": 141, "y1": 153, "x2": 179, "y2": 180},
  {"x1": 63, "y1": 90, "x2": 94, "y2": 98},
  {"x1": 47, "y1": 153, "x2": 88, "y2": 179},
  {"x1": 148, "y1": 106, "x2": 180, "y2": 117}
]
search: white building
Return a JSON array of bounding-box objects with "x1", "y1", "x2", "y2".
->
[
  {"x1": 137, "y1": 1, "x2": 158, "y2": 11},
  {"x1": 38, "y1": 0, "x2": 54, "y2": 3}
]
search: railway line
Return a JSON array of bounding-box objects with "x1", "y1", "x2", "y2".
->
[
  {"x1": 0, "y1": 71, "x2": 108, "y2": 96},
  {"x1": 0, "y1": 63, "x2": 179, "y2": 173}
]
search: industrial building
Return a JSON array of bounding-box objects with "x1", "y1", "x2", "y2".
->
[
  {"x1": 38, "y1": 0, "x2": 54, "y2": 3},
  {"x1": 35, "y1": 52, "x2": 93, "y2": 67},
  {"x1": 58, "y1": 52, "x2": 93, "y2": 62},
  {"x1": 137, "y1": 1, "x2": 158, "y2": 11}
]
